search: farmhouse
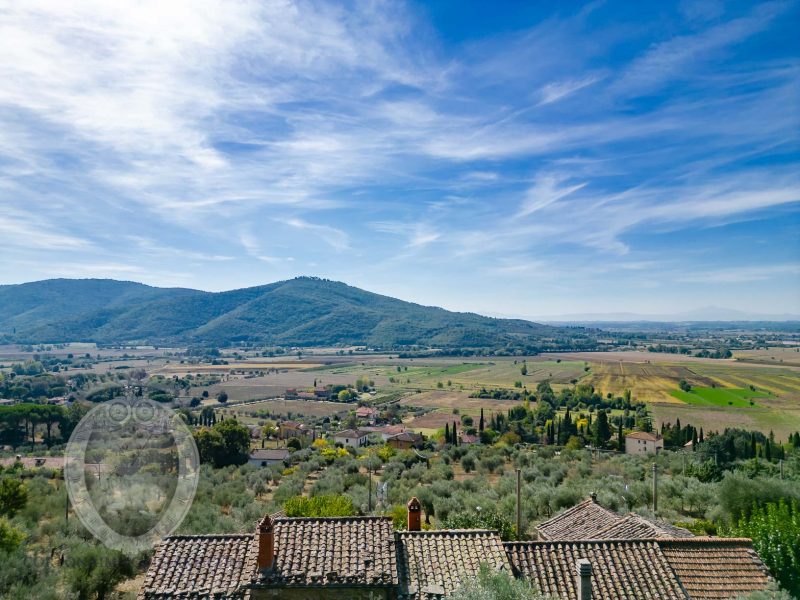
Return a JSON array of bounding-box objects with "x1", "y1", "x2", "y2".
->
[
  {"x1": 355, "y1": 406, "x2": 380, "y2": 424},
  {"x1": 625, "y1": 431, "x2": 665, "y2": 455},
  {"x1": 386, "y1": 431, "x2": 424, "y2": 450},
  {"x1": 139, "y1": 498, "x2": 772, "y2": 600},
  {"x1": 279, "y1": 420, "x2": 312, "y2": 440},
  {"x1": 362, "y1": 425, "x2": 408, "y2": 441},
  {"x1": 248, "y1": 448, "x2": 290, "y2": 468},
  {"x1": 460, "y1": 433, "x2": 480, "y2": 445},
  {"x1": 334, "y1": 428, "x2": 369, "y2": 448}
]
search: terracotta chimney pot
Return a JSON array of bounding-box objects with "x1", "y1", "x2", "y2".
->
[
  {"x1": 257, "y1": 514, "x2": 275, "y2": 571},
  {"x1": 407, "y1": 497, "x2": 422, "y2": 531}
]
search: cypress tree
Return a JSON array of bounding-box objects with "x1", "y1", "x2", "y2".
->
[
  {"x1": 445, "y1": 423, "x2": 450, "y2": 445},
  {"x1": 479, "y1": 408, "x2": 485, "y2": 432},
  {"x1": 453, "y1": 421, "x2": 458, "y2": 446}
]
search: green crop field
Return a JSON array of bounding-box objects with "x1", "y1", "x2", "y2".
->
[{"x1": 669, "y1": 386, "x2": 768, "y2": 407}]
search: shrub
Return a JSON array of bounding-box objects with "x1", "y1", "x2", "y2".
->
[
  {"x1": 448, "y1": 563, "x2": 549, "y2": 599},
  {"x1": 283, "y1": 495, "x2": 355, "y2": 518},
  {"x1": 443, "y1": 507, "x2": 516, "y2": 541},
  {"x1": 721, "y1": 500, "x2": 800, "y2": 597}
]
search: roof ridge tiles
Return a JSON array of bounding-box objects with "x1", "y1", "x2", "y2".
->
[
  {"x1": 273, "y1": 515, "x2": 392, "y2": 523},
  {"x1": 397, "y1": 528, "x2": 500, "y2": 535},
  {"x1": 162, "y1": 533, "x2": 254, "y2": 540}
]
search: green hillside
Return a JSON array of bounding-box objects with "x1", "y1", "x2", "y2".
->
[{"x1": 0, "y1": 277, "x2": 596, "y2": 349}]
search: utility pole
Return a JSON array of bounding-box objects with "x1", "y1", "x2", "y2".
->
[
  {"x1": 516, "y1": 468, "x2": 522, "y2": 540},
  {"x1": 652, "y1": 463, "x2": 658, "y2": 514},
  {"x1": 368, "y1": 464, "x2": 373, "y2": 513}
]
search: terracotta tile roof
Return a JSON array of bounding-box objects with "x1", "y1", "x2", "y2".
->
[
  {"x1": 333, "y1": 429, "x2": 366, "y2": 438},
  {"x1": 397, "y1": 530, "x2": 510, "y2": 598},
  {"x1": 388, "y1": 431, "x2": 423, "y2": 443},
  {"x1": 138, "y1": 534, "x2": 256, "y2": 600},
  {"x1": 505, "y1": 537, "x2": 772, "y2": 600},
  {"x1": 248, "y1": 448, "x2": 289, "y2": 461},
  {"x1": 593, "y1": 513, "x2": 694, "y2": 539},
  {"x1": 506, "y1": 539, "x2": 688, "y2": 599},
  {"x1": 626, "y1": 431, "x2": 663, "y2": 441},
  {"x1": 536, "y1": 497, "x2": 621, "y2": 540},
  {"x1": 659, "y1": 538, "x2": 772, "y2": 599},
  {"x1": 256, "y1": 516, "x2": 397, "y2": 587}
]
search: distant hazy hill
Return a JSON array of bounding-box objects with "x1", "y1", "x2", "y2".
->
[{"x1": 0, "y1": 277, "x2": 592, "y2": 349}]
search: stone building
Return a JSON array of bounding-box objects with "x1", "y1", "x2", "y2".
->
[{"x1": 625, "y1": 430, "x2": 665, "y2": 455}]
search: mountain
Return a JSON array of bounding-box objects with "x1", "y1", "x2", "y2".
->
[{"x1": 0, "y1": 277, "x2": 593, "y2": 349}]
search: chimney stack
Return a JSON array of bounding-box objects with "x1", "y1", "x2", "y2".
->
[
  {"x1": 407, "y1": 497, "x2": 422, "y2": 531},
  {"x1": 257, "y1": 514, "x2": 275, "y2": 571},
  {"x1": 589, "y1": 492, "x2": 597, "y2": 503},
  {"x1": 576, "y1": 559, "x2": 592, "y2": 600}
]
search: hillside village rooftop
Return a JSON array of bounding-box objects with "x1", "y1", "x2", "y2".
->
[{"x1": 139, "y1": 497, "x2": 773, "y2": 600}]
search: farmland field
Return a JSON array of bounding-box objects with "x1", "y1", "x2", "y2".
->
[
  {"x1": 219, "y1": 398, "x2": 348, "y2": 420},
  {"x1": 669, "y1": 386, "x2": 767, "y2": 407},
  {"x1": 734, "y1": 347, "x2": 800, "y2": 367}
]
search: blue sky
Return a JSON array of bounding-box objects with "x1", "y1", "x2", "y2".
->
[{"x1": 0, "y1": 0, "x2": 798, "y2": 318}]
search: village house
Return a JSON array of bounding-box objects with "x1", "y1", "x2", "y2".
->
[
  {"x1": 386, "y1": 431, "x2": 424, "y2": 450},
  {"x1": 248, "y1": 448, "x2": 290, "y2": 468},
  {"x1": 361, "y1": 424, "x2": 408, "y2": 442},
  {"x1": 139, "y1": 497, "x2": 773, "y2": 600},
  {"x1": 625, "y1": 431, "x2": 665, "y2": 455},
  {"x1": 279, "y1": 420, "x2": 312, "y2": 440},
  {"x1": 355, "y1": 406, "x2": 380, "y2": 424},
  {"x1": 333, "y1": 428, "x2": 369, "y2": 448},
  {"x1": 460, "y1": 433, "x2": 480, "y2": 446}
]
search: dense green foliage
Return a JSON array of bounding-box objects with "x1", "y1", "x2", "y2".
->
[
  {"x1": 722, "y1": 501, "x2": 800, "y2": 597},
  {"x1": 442, "y1": 507, "x2": 516, "y2": 541},
  {"x1": 0, "y1": 403, "x2": 86, "y2": 448},
  {"x1": 0, "y1": 277, "x2": 595, "y2": 350},
  {"x1": 193, "y1": 419, "x2": 251, "y2": 468},
  {"x1": 283, "y1": 494, "x2": 356, "y2": 517}
]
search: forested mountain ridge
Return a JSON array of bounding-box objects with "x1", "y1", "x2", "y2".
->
[{"x1": 0, "y1": 277, "x2": 596, "y2": 349}]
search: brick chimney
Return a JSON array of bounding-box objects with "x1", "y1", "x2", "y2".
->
[
  {"x1": 257, "y1": 514, "x2": 275, "y2": 571},
  {"x1": 576, "y1": 559, "x2": 592, "y2": 600},
  {"x1": 407, "y1": 497, "x2": 422, "y2": 531}
]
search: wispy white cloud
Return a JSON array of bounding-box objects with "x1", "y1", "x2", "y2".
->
[
  {"x1": 280, "y1": 218, "x2": 350, "y2": 251},
  {"x1": 612, "y1": 1, "x2": 788, "y2": 96},
  {"x1": 518, "y1": 176, "x2": 587, "y2": 217},
  {"x1": 0, "y1": 206, "x2": 92, "y2": 250},
  {"x1": 538, "y1": 74, "x2": 602, "y2": 105},
  {"x1": 0, "y1": 0, "x2": 797, "y2": 314}
]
